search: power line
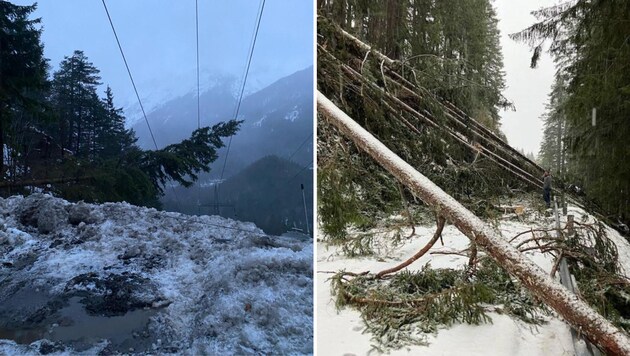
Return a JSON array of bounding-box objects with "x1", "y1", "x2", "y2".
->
[
  {"x1": 101, "y1": 0, "x2": 182, "y2": 211},
  {"x1": 289, "y1": 160, "x2": 313, "y2": 183},
  {"x1": 287, "y1": 133, "x2": 313, "y2": 162},
  {"x1": 219, "y1": 0, "x2": 266, "y2": 181},
  {"x1": 101, "y1": 0, "x2": 158, "y2": 150},
  {"x1": 195, "y1": 0, "x2": 200, "y2": 130}
]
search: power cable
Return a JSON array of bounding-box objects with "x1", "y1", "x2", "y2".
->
[
  {"x1": 219, "y1": 0, "x2": 266, "y2": 181},
  {"x1": 195, "y1": 0, "x2": 200, "y2": 129},
  {"x1": 101, "y1": 0, "x2": 182, "y2": 210},
  {"x1": 288, "y1": 160, "x2": 313, "y2": 183},
  {"x1": 287, "y1": 133, "x2": 313, "y2": 162},
  {"x1": 101, "y1": 0, "x2": 158, "y2": 150}
]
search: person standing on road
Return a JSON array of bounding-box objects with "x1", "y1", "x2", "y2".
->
[{"x1": 543, "y1": 170, "x2": 552, "y2": 208}]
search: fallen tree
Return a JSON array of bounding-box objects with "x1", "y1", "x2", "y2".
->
[
  {"x1": 318, "y1": 17, "x2": 616, "y2": 226},
  {"x1": 318, "y1": 91, "x2": 630, "y2": 355}
]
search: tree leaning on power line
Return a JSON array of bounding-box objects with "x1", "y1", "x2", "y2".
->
[
  {"x1": 318, "y1": 91, "x2": 630, "y2": 355},
  {"x1": 56, "y1": 121, "x2": 242, "y2": 208},
  {"x1": 319, "y1": 0, "x2": 510, "y2": 135},
  {"x1": 1, "y1": 4, "x2": 244, "y2": 210},
  {"x1": 138, "y1": 120, "x2": 242, "y2": 195}
]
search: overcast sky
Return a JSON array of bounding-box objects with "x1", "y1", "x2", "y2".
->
[
  {"x1": 15, "y1": 1, "x2": 556, "y2": 155},
  {"x1": 494, "y1": 0, "x2": 558, "y2": 156},
  {"x1": 16, "y1": 0, "x2": 313, "y2": 122}
]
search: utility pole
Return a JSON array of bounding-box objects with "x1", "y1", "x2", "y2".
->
[
  {"x1": 559, "y1": 115, "x2": 567, "y2": 215},
  {"x1": 199, "y1": 181, "x2": 234, "y2": 217},
  {"x1": 301, "y1": 183, "x2": 310, "y2": 236},
  {"x1": 214, "y1": 184, "x2": 220, "y2": 215}
]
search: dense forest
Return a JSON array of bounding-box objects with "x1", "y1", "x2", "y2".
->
[
  {"x1": 317, "y1": 1, "x2": 630, "y2": 353},
  {"x1": 317, "y1": 0, "x2": 521, "y2": 240},
  {"x1": 517, "y1": 0, "x2": 630, "y2": 225},
  {"x1": 0, "y1": 2, "x2": 239, "y2": 207},
  {"x1": 319, "y1": 0, "x2": 509, "y2": 134}
]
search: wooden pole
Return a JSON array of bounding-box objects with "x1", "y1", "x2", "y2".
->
[{"x1": 318, "y1": 91, "x2": 630, "y2": 355}]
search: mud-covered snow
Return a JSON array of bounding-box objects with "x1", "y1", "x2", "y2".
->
[{"x1": 0, "y1": 194, "x2": 312, "y2": 355}]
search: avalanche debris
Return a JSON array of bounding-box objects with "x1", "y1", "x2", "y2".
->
[{"x1": 0, "y1": 194, "x2": 312, "y2": 355}]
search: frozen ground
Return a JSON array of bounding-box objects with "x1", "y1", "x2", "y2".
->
[
  {"x1": 317, "y1": 202, "x2": 630, "y2": 355},
  {"x1": 0, "y1": 194, "x2": 312, "y2": 355}
]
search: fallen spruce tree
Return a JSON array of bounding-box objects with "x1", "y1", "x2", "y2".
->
[
  {"x1": 318, "y1": 92, "x2": 630, "y2": 355},
  {"x1": 317, "y1": 17, "x2": 618, "y2": 242}
]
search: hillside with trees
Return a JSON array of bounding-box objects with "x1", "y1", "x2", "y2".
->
[
  {"x1": 0, "y1": 3, "x2": 239, "y2": 207},
  {"x1": 515, "y1": 1, "x2": 630, "y2": 226},
  {"x1": 318, "y1": 0, "x2": 518, "y2": 240}
]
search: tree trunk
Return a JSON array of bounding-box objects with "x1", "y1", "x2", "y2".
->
[
  {"x1": 317, "y1": 91, "x2": 630, "y2": 356},
  {"x1": 0, "y1": 116, "x2": 4, "y2": 180}
]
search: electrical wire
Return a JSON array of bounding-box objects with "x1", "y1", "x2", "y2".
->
[
  {"x1": 219, "y1": 0, "x2": 266, "y2": 181},
  {"x1": 101, "y1": 0, "x2": 182, "y2": 210},
  {"x1": 287, "y1": 133, "x2": 313, "y2": 162},
  {"x1": 101, "y1": 0, "x2": 158, "y2": 150},
  {"x1": 195, "y1": 0, "x2": 200, "y2": 129}
]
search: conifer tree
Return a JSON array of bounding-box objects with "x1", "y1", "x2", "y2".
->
[
  {"x1": 99, "y1": 86, "x2": 136, "y2": 158},
  {"x1": 50, "y1": 50, "x2": 102, "y2": 157},
  {"x1": 0, "y1": 1, "x2": 48, "y2": 178},
  {"x1": 513, "y1": 0, "x2": 630, "y2": 220}
]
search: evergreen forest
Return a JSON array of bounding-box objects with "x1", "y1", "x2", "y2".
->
[{"x1": 0, "y1": 2, "x2": 240, "y2": 207}]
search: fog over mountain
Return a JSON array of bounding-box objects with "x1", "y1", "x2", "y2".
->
[
  {"x1": 134, "y1": 66, "x2": 314, "y2": 179},
  {"x1": 127, "y1": 65, "x2": 314, "y2": 233},
  {"x1": 12, "y1": 0, "x2": 313, "y2": 130}
]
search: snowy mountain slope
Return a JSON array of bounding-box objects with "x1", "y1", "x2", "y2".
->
[
  {"x1": 0, "y1": 194, "x2": 313, "y2": 355},
  {"x1": 316, "y1": 201, "x2": 630, "y2": 355},
  {"x1": 122, "y1": 68, "x2": 276, "y2": 130},
  {"x1": 132, "y1": 67, "x2": 313, "y2": 177}
]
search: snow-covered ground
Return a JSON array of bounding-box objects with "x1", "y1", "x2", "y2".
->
[
  {"x1": 0, "y1": 194, "x2": 312, "y2": 355},
  {"x1": 316, "y1": 202, "x2": 630, "y2": 355}
]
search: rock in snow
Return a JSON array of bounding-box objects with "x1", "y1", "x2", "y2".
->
[{"x1": 0, "y1": 194, "x2": 313, "y2": 355}]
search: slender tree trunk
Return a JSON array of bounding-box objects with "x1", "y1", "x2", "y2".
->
[
  {"x1": 318, "y1": 91, "x2": 630, "y2": 356},
  {"x1": 0, "y1": 36, "x2": 4, "y2": 179},
  {"x1": 0, "y1": 115, "x2": 4, "y2": 179}
]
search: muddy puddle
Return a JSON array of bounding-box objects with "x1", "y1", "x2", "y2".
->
[{"x1": 0, "y1": 296, "x2": 158, "y2": 352}]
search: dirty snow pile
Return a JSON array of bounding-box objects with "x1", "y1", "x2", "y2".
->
[
  {"x1": 0, "y1": 194, "x2": 313, "y2": 355},
  {"x1": 317, "y1": 202, "x2": 630, "y2": 355}
]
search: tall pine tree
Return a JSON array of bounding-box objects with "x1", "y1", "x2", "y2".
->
[
  {"x1": 50, "y1": 50, "x2": 101, "y2": 158},
  {"x1": 99, "y1": 86, "x2": 136, "y2": 158},
  {"x1": 512, "y1": 0, "x2": 630, "y2": 221},
  {"x1": 0, "y1": 1, "x2": 48, "y2": 178}
]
